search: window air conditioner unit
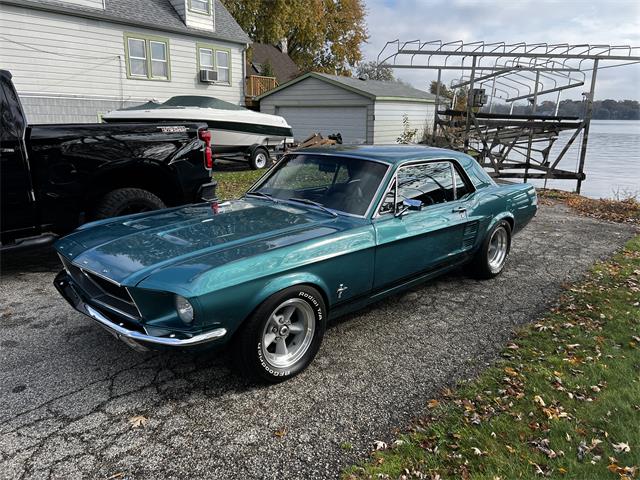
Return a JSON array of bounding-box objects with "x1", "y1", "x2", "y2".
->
[{"x1": 200, "y1": 69, "x2": 218, "y2": 83}]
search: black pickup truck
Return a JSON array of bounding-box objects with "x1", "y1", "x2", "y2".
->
[{"x1": 1, "y1": 70, "x2": 216, "y2": 251}]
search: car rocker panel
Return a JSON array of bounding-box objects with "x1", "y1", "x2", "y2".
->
[{"x1": 54, "y1": 145, "x2": 537, "y2": 382}]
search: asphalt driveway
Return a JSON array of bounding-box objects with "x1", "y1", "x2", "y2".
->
[{"x1": 0, "y1": 203, "x2": 636, "y2": 480}]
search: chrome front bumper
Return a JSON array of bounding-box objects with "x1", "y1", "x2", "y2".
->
[{"x1": 54, "y1": 271, "x2": 227, "y2": 351}]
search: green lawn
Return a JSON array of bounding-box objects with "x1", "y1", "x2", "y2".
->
[
  {"x1": 344, "y1": 236, "x2": 640, "y2": 480},
  {"x1": 213, "y1": 168, "x2": 265, "y2": 200}
]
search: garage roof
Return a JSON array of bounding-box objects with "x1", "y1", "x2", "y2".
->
[{"x1": 256, "y1": 72, "x2": 436, "y2": 103}]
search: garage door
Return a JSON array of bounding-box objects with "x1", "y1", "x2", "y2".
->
[{"x1": 277, "y1": 106, "x2": 367, "y2": 144}]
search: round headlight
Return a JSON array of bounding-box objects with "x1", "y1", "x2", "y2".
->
[{"x1": 175, "y1": 295, "x2": 194, "y2": 324}]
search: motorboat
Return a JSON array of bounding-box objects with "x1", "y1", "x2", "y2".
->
[{"x1": 102, "y1": 96, "x2": 294, "y2": 155}]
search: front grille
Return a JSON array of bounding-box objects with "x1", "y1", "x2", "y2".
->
[{"x1": 59, "y1": 255, "x2": 140, "y2": 321}]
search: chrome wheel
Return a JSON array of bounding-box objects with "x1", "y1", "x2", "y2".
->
[
  {"x1": 255, "y1": 152, "x2": 267, "y2": 168},
  {"x1": 487, "y1": 226, "x2": 509, "y2": 272},
  {"x1": 261, "y1": 298, "x2": 315, "y2": 369}
]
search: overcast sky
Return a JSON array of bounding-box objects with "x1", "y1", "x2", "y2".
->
[{"x1": 362, "y1": 0, "x2": 640, "y2": 101}]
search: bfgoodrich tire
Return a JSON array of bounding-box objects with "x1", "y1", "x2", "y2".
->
[
  {"x1": 94, "y1": 188, "x2": 166, "y2": 219},
  {"x1": 234, "y1": 285, "x2": 326, "y2": 383},
  {"x1": 470, "y1": 220, "x2": 512, "y2": 279}
]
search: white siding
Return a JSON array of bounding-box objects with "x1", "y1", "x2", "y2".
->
[
  {"x1": 373, "y1": 101, "x2": 435, "y2": 144},
  {"x1": 0, "y1": 4, "x2": 245, "y2": 123},
  {"x1": 185, "y1": 5, "x2": 215, "y2": 32},
  {"x1": 259, "y1": 77, "x2": 375, "y2": 143}
]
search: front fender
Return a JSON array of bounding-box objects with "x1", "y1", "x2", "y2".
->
[{"x1": 251, "y1": 272, "x2": 331, "y2": 316}]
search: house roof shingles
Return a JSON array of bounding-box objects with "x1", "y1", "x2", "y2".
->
[
  {"x1": 257, "y1": 72, "x2": 436, "y2": 102},
  {"x1": 249, "y1": 43, "x2": 299, "y2": 84},
  {"x1": 2, "y1": 0, "x2": 250, "y2": 44}
]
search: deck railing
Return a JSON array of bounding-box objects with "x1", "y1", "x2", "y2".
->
[{"x1": 246, "y1": 75, "x2": 278, "y2": 97}]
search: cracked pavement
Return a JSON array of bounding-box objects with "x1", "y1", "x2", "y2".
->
[{"x1": 0, "y1": 203, "x2": 637, "y2": 480}]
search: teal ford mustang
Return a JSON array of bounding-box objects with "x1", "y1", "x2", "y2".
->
[{"x1": 54, "y1": 145, "x2": 537, "y2": 382}]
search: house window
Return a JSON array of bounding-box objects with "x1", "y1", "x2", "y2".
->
[
  {"x1": 189, "y1": 0, "x2": 210, "y2": 14},
  {"x1": 216, "y1": 51, "x2": 230, "y2": 83},
  {"x1": 127, "y1": 38, "x2": 148, "y2": 77},
  {"x1": 125, "y1": 34, "x2": 170, "y2": 80},
  {"x1": 150, "y1": 41, "x2": 168, "y2": 78},
  {"x1": 197, "y1": 44, "x2": 231, "y2": 84}
]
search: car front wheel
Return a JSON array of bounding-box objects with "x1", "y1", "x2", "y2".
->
[
  {"x1": 470, "y1": 220, "x2": 512, "y2": 279},
  {"x1": 234, "y1": 285, "x2": 326, "y2": 383}
]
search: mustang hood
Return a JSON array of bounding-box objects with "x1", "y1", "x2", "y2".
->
[{"x1": 55, "y1": 199, "x2": 338, "y2": 285}]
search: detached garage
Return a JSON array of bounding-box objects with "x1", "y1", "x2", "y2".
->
[{"x1": 257, "y1": 72, "x2": 436, "y2": 145}]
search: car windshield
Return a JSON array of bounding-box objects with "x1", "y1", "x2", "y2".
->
[{"x1": 250, "y1": 154, "x2": 388, "y2": 216}]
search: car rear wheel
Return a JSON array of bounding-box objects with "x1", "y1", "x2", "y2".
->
[
  {"x1": 234, "y1": 285, "x2": 326, "y2": 383},
  {"x1": 94, "y1": 188, "x2": 166, "y2": 219},
  {"x1": 470, "y1": 220, "x2": 512, "y2": 279},
  {"x1": 249, "y1": 146, "x2": 270, "y2": 170}
]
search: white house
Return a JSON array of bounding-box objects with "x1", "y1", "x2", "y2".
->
[
  {"x1": 0, "y1": 0, "x2": 250, "y2": 123},
  {"x1": 257, "y1": 72, "x2": 436, "y2": 144}
]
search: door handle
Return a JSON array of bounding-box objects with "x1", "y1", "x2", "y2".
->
[{"x1": 452, "y1": 206, "x2": 467, "y2": 213}]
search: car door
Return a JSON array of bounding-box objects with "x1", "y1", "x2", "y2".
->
[
  {"x1": 0, "y1": 74, "x2": 36, "y2": 240},
  {"x1": 372, "y1": 159, "x2": 477, "y2": 289}
]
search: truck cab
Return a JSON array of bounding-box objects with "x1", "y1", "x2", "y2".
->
[{"x1": 0, "y1": 70, "x2": 215, "y2": 251}]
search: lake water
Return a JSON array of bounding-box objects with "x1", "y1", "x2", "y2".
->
[{"x1": 527, "y1": 120, "x2": 640, "y2": 199}]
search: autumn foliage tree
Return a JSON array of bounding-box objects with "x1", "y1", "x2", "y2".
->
[{"x1": 221, "y1": 0, "x2": 368, "y2": 75}]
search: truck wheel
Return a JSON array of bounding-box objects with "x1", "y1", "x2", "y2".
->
[
  {"x1": 234, "y1": 285, "x2": 326, "y2": 383},
  {"x1": 469, "y1": 220, "x2": 512, "y2": 279},
  {"x1": 94, "y1": 188, "x2": 165, "y2": 219},
  {"x1": 249, "y1": 147, "x2": 270, "y2": 170}
]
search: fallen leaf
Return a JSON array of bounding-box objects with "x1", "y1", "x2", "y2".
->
[
  {"x1": 427, "y1": 399, "x2": 440, "y2": 409},
  {"x1": 504, "y1": 367, "x2": 518, "y2": 377},
  {"x1": 373, "y1": 440, "x2": 387, "y2": 450},
  {"x1": 128, "y1": 415, "x2": 148, "y2": 429},
  {"x1": 274, "y1": 427, "x2": 287, "y2": 438},
  {"x1": 612, "y1": 442, "x2": 631, "y2": 453},
  {"x1": 534, "y1": 395, "x2": 546, "y2": 407}
]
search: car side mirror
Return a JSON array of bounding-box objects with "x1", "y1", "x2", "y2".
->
[{"x1": 395, "y1": 199, "x2": 423, "y2": 217}]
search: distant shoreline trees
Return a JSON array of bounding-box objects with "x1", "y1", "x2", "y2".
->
[{"x1": 486, "y1": 99, "x2": 640, "y2": 120}]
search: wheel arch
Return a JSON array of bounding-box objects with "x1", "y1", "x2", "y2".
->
[
  {"x1": 228, "y1": 273, "x2": 331, "y2": 339},
  {"x1": 488, "y1": 212, "x2": 514, "y2": 236},
  {"x1": 86, "y1": 162, "x2": 183, "y2": 212}
]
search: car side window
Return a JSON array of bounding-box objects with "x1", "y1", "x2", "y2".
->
[
  {"x1": 453, "y1": 164, "x2": 474, "y2": 198},
  {"x1": 378, "y1": 180, "x2": 396, "y2": 215},
  {"x1": 397, "y1": 162, "x2": 455, "y2": 207},
  {"x1": 0, "y1": 78, "x2": 23, "y2": 142}
]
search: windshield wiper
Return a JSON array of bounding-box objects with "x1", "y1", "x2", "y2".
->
[
  {"x1": 287, "y1": 197, "x2": 338, "y2": 217},
  {"x1": 245, "y1": 191, "x2": 275, "y2": 202}
]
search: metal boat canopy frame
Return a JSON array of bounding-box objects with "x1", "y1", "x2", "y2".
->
[{"x1": 377, "y1": 41, "x2": 640, "y2": 192}]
